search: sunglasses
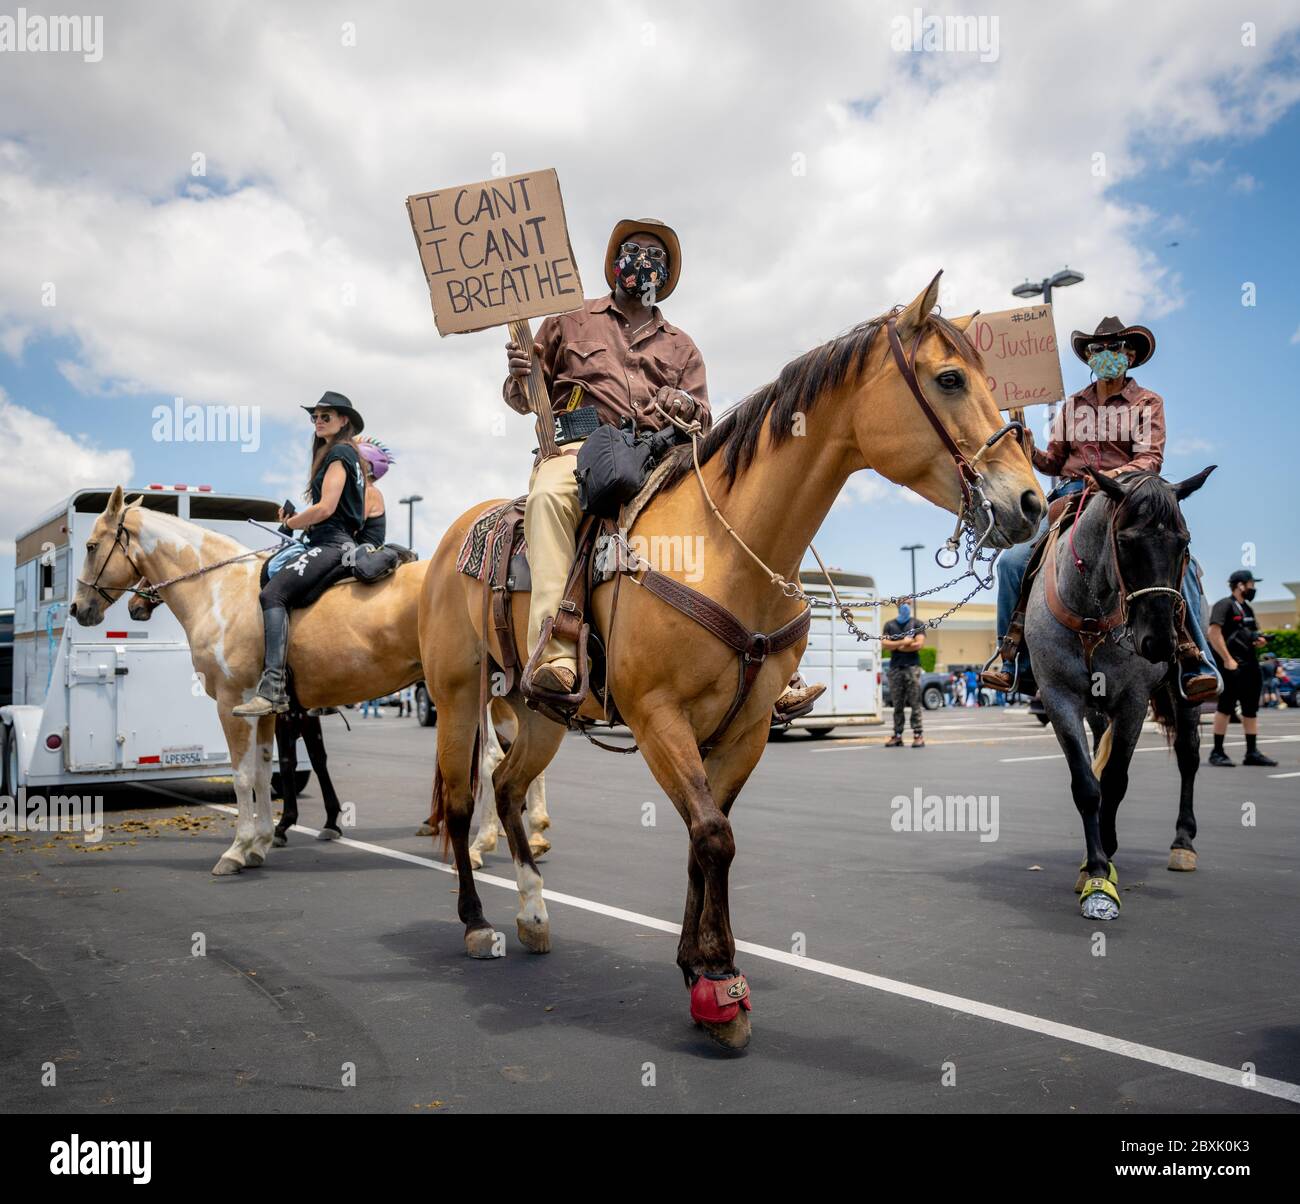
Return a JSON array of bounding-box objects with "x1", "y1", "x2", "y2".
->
[
  {"x1": 620, "y1": 241, "x2": 669, "y2": 265},
  {"x1": 1086, "y1": 341, "x2": 1129, "y2": 354},
  {"x1": 310, "y1": 410, "x2": 338, "y2": 424}
]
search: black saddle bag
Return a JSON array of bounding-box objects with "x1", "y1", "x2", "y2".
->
[
  {"x1": 575, "y1": 423, "x2": 684, "y2": 519},
  {"x1": 352, "y1": 542, "x2": 418, "y2": 583}
]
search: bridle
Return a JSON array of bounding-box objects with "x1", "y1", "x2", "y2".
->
[{"x1": 885, "y1": 315, "x2": 1024, "y2": 569}]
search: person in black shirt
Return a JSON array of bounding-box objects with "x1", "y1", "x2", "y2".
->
[
  {"x1": 882, "y1": 600, "x2": 926, "y2": 747},
  {"x1": 1206, "y1": 569, "x2": 1276, "y2": 767},
  {"x1": 356, "y1": 436, "x2": 393, "y2": 546},
  {"x1": 233, "y1": 392, "x2": 367, "y2": 716}
]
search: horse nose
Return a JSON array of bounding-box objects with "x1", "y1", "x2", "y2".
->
[
  {"x1": 68, "y1": 602, "x2": 78, "y2": 618},
  {"x1": 1020, "y1": 489, "x2": 1044, "y2": 528}
]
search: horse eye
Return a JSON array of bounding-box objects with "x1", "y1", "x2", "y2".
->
[{"x1": 935, "y1": 370, "x2": 964, "y2": 391}]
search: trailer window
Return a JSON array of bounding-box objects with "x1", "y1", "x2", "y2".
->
[
  {"x1": 188, "y1": 496, "x2": 280, "y2": 522},
  {"x1": 74, "y1": 492, "x2": 179, "y2": 515}
]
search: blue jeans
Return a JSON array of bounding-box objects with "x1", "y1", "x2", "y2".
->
[{"x1": 993, "y1": 480, "x2": 1217, "y2": 682}]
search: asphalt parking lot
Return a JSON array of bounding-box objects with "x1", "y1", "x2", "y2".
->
[{"x1": 2, "y1": 705, "x2": 1297, "y2": 1114}]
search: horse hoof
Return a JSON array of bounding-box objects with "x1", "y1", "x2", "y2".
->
[
  {"x1": 416, "y1": 823, "x2": 438, "y2": 837},
  {"x1": 212, "y1": 857, "x2": 242, "y2": 877},
  {"x1": 1079, "y1": 888, "x2": 1120, "y2": 921},
  {"x1": 700, "y1": 1010, "x2": 751, "y2": 1052},
  {"x1": 528, "y1": 834, "x2": 551, "y2": 860},
  {"x1": 516, "y1": 917, "x2": 551, "y2": 954},
  {"x1": 1168, "y1": 848, "x2": 1198, "y2": 872},
  {"x1": 272, "y1": 832, "x2": 287, "y2": 848},
  {"x1": 244, "y1": 851, "x2": 264, "y2": 868},
  {"x1": 1074, "y1": 860, "x2": 1117, "y2": 894},
  {"x1": 316, "y1": 827, "x2": 341, "y2": 842},
  {"x1": 465, "y1": 928, "x2": 504, "y2": 959},
  {"x1": 469, "y1": 848, "x2": 484, "y2": 870}
]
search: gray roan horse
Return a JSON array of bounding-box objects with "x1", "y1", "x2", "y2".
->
[{"x1": 1026, "y1": 465, "x2": 1214, "y2": 920}]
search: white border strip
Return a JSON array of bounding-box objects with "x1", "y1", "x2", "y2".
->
[{"x1": 194, "y1": 800, "x2": 1300, "y2": 1106}]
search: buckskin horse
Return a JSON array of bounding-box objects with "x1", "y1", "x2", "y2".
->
[
  {"x1": 418, "y1": 273, "x2": 1044, "y2": 1049},
  {"x1": 1025, "y1": 465, "x2": 1215, "y2": 921}
]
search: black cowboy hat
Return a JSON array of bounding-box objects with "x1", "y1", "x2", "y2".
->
[
  {"x1": 604, "y1": 217, "x2": 682, "y2": 301},
  {"x1": 1070, "y1": 316, "x2": 1155, "y2": 369},
  {"x1": 301, "y1": 390, "x2": 365, "y2": 434}
]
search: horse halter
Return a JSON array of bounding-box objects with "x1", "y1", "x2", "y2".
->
[
  {"x1": 885, "y1": 315, "x2": 1023, "y2": 569},
  {"x1": 1105, "y1": 491, "x2": 1189, "y2": 633}
]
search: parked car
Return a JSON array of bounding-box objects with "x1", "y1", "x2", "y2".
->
[{"x1": 414, "y1": 682, "x2": 437, "y2": 727}]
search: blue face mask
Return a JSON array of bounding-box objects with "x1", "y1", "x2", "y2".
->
[
  {"x1": 1087, "y1": 349, "x2": 1129, "y2": 380},
  {"x1": 898, "y1": 604, "x2": 911, "y2": 624}
]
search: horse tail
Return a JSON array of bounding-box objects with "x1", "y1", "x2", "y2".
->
[
  {"x1": 1149, "y1": 681, "x2": 1179, "y2": 746},
  {"x1": 1091, "y1": 722, "x2": 1114, "y2": 777}
]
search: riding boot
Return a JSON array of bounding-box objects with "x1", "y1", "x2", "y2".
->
[{"x1": 232, "y1": 606, "x2": 291, "y2": 716}]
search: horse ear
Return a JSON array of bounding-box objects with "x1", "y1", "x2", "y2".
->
[
  {"x1": 107, "y1": 485, "x2": 125, "y2": 514},
  {"x1": 1084, "y1": 465, "x2": 1125, "y2": 502},
  {"x1": 948, "y1": 311, "x2": 979, "y2": 333},
  {"x1": 124, "y1": 493, "x2": 144, "y2": 510},
  {"x1": 894, "y1": 270, "x2": 944, "y2": 342},
  {"x1": 1173, "y1": 465, "x2": 1216, "y2": 500}
]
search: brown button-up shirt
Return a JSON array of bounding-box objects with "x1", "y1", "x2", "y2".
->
[
  {"x1": 1032, "y1": 377, "x2": 1166, "y2": 479},
  {"x1": 503, "y1": 294, "x2": 709, "y2": 432}
]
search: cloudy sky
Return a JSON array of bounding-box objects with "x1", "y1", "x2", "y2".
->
[{"x1": 2, "y1": 0, "x2": 1298, "y2": 607}]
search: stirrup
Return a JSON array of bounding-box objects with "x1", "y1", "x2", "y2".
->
[{"x1": 521, "y1": 616, "x2": 591, "y2": 723}]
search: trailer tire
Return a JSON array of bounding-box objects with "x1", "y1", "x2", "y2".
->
[
  {"x1": 415, "y1": 684, "x2": 435, "y2": 727},
  {"x1": 270, "y1": 770, "x2": 312, "y2": 798}
]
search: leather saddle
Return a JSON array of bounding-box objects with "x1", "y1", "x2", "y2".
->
[{"x1": 260, "y1": 542, "x2": 418, "y2": 610}]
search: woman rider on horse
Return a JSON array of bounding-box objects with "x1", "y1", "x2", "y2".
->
[{"x1": 233, "y1": 391, "x2": 367, "y2": 717}]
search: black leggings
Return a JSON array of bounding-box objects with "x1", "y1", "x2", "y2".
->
[{"x1": 259, "y1": 542, "x2": 348, "y2": 612}]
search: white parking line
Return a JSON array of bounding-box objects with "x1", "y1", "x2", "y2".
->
[
  {"x1": 1001, "y1": 734, "x2": 1300, "y2": 763},
  {"x1": 1269, "y1": 771, "x2": 1300, "y2": 779},
  {"x1": 186, "y1": 798, "x2": 1300, "y2": 1106}
]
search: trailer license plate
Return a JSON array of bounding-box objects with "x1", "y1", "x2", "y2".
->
[{"x1": 161, "y1": 745, "x2": 203, "y2": 766}]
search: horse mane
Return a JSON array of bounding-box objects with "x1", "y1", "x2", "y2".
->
[
  {"x1": 128, "y1": 504, "x2": 264, "y2": 561},
  {"x1": 656, "y1": 311, "x2": 983, "y2": 493},
  {"x1": 1106, "y1": 470, "x2": 1190, "y2": 538}
]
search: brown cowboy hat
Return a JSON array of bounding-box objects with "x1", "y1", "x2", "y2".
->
[
  {"x1": 1070, "y1": 316, "x2": 1156, "y2": 369},
  {"x1": 604, "y1": 217, "x2": 682, "y2": 301}
]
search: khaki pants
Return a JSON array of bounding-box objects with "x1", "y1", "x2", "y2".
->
[{"x1": 524, "y1": 443, "x2": 584, "y2": 674}]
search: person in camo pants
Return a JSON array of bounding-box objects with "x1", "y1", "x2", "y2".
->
[{"x1": 882, "y1": 600, "x2": 926, "y2": 748}]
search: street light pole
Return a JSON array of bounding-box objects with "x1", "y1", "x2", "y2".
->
[
  {"x1": 1010, "y1": 267, "x2": 1085, "y2": 491},
  {"x1": 400, "y1": 494, "x2": 424, "y2": 551},
  {"x1": 901, "y1": 543, "x2": 923, "y2": 605}
]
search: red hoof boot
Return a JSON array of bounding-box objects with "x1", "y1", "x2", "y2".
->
[{"x1": 690, "y1": 971, "x2": 752, "y2": 1025}]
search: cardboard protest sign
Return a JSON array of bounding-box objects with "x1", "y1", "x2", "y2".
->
[
  {"x1": 406, "y1": 168, "x2": 584, "y2": 336},
  {"x1": 966, "y1": 304, "x2": 1065, "y2": 410}
]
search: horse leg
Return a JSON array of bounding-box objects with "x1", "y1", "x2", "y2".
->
[
  {"x1": 469, "y1": 719, "x2": 507, "y2": 869},
  {"x1": 525, "y1": 771, "x2": 551, "y2": 860},
  {"x1": 1168, "y1": 698, "x2": 1201, "y2": 872},
  {"x1": 430, "y1": 686, "x2": 499, "y2": 958},
  {"x1": 491, "y1": 703, "x2": 564, "y2": 953},
  {"x1": 273, "y1": 714, "x2": 298, "y2": 847},
  {"x1": 213, "y1": 705, "x2": 259, "y2": 876},
  {"x1": 637, "y1": 711, "x2": 756, "y2": 1050},
  {"x1": 300, "y1": 714, "x2": 342, "y2": 840},
  {"x1": 1096, "y1": 699, "x2": 1146, "y2": 864},
  {"x1": 248, "y1": 713, "x2": 277, "y2": 865},
  {"x1": 1041, "y1": 686, "x2": 1117, "y2": 920}
]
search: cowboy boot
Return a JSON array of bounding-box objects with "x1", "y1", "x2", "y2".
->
[
  {"x1": 232, "y1": 607, "x2": 291, "y2": 716},
  {"x1": 773, "y1": 679, "x2": 826, "y2": 722}
]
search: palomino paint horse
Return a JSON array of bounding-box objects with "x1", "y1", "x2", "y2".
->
[
  {"x1": 70, "y1": 493, "x2": 433, "y2": 874},
  {"x1": 1025, "y1": 466, "x2": 1214, "y2": 920},
  {"x1": 126, "y1": 568, "x2": 548, "y2": 862},
  {"x1": 417, "y1": 273, "x2": 1045, "y2": 1049}
]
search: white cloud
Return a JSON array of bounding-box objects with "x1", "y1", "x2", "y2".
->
[
  {"x1": 0, "y1": 1, "x2": 1298, "y2": 547},
  {"x1": 1232, "y1": 172, "x2": 1260, "y2": 192},
  {"x1": 0, "y1": 390, "x2": 134, "y2": 551}
]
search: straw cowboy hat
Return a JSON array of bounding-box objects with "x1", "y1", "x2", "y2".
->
[
  {"x1": 604, "y1": 217, "x2": 682, "y2": 301},
  {"x1": 301, "y1": 390, "x2": 365, "y2": 434},
  {"x1": 1070, "y1": 316, "x2": 1156, "y2": 369}
]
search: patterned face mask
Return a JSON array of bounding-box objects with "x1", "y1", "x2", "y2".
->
[
  {"x1": 1087, "y1": 349, "x2": 1129, "y2": 380},
  {"x1": 613, "y1": 246, "x2": 669, "y2": 304}
]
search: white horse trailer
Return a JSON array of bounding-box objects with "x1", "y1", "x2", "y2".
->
[
  {"x1": 786, "y1": 568, "x2": 883, "y2": 736},
  {"x1": 1, "y1": 485, "x2": 295, "y2": 796}
]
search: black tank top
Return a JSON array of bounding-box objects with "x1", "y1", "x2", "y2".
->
[
  {"x1": 306, "y1": 443, "x2": 366, "y2": 546},
  {"x1": 360, "y1": 511, "x2": 386, "y2": 545}
]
